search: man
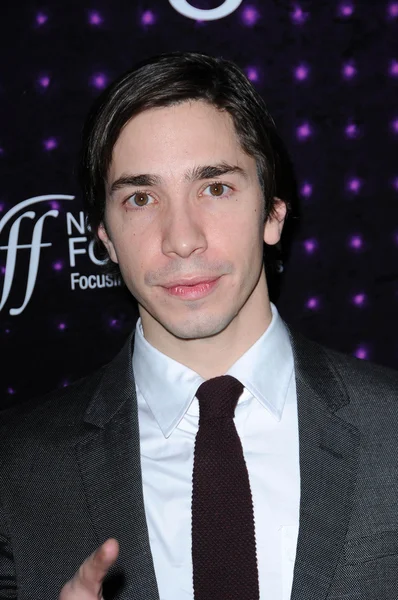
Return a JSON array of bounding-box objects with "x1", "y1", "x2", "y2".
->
[{"x1": 1, "y1": 52, "x2": 398, "y2": 600}]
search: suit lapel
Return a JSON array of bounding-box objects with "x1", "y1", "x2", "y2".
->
[
  {"x1": 75, "y1": 333, "x2": 159, "y2": 600},
  {"x1": 289, "y1": 332, "x2": 360, "y2": 600}
]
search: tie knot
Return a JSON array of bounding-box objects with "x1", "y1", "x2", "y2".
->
[{"x1": 196, "y1": 375, "x2": 244, "y2": 421}]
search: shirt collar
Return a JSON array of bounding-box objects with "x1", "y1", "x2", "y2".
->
[{"x1": 132, "y1": 303, "x2": 294, "y2": 438}]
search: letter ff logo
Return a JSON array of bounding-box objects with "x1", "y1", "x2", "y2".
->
[{"x1": 0, "y1": 194, "x2": 74, "y2": 315}]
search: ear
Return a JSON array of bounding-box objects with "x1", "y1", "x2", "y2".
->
[
  {"x1": 263, "y1": 197, "x2": 287, "y2": 245},
  {"x1": 97, "y1": 222, "x2": 119, "y2": 263}
]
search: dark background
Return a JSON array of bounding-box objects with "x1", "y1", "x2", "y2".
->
[{"x1": 1, "y1": 0, "x2": 398, "y2": 408}]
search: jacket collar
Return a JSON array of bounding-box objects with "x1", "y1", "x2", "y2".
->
[
  {"x1": 289, "y1": 330, "x2": 359, "y2": 600},
  {"x1": 83, "y1": 332, "x2": 136, "y2": 428}
]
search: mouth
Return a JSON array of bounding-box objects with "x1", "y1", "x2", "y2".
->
[{"x1": 161, "y1": 276, "x2": 221, "y2": 299}]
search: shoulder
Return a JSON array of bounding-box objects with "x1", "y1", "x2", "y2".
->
[
  {"x1": 324, "y1": 345, "x2": 398, "y2": 393},
  {"x1": 291, "y1": 332, "x2": 398, "y2": 411},
  {"x1": 0, "y1": 365, "x2": 105, "y2": 461},
  {"x1": 0, "y1": 332, "x2": 134, "y2": 465},
  {"x1": 291, "y1": 328, "x2": 398, "y2": 390}
]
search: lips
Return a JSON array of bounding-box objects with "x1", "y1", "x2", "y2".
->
[
  {"x1": 163, "y1": 276, "x2": 220, "y2": 289},
  {"x1": 161, "y1": 276, "x2": 221, "y2": 299}
]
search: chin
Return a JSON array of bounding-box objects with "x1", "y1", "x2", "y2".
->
[{"x1": 161, "y1": 312, "x2": 234, "y2": 341}]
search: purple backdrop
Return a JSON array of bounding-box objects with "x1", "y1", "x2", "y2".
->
[{"x1": 1, "y1": 0, "x2": 398, "y2": 408}]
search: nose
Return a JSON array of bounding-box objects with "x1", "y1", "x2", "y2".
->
[{"x1": 161, "y1": 202, "x2": 208, "y2": 259}]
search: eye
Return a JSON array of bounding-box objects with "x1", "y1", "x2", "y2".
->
[
  {"x1": 202, "y1": 183, "x2": 232, "y2": 197},
  {"x1": 126, "y1": 191, "x2": 155, "y2": 208}
]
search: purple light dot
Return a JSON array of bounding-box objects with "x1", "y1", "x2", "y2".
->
[
  {"x1": 342, "y1": 61, "x2": 357, "y2": 80},
  {"x1": 301, "y1": 182, "x2": 313, "y2": 198},
  {"x1": 390, "y1": 60, "x2": 398, "y2": 77},
  {"x1": 7, "y1": 387, "x2": 15, "y2": 395},
  {"x1": 296, "y1": 122, "x2": 312, "y2": 140},
  {"x1": 303, "y1": 239, "x2": 317, "y2": 254},
  {"x1": 294, "y1": 64, "x2": 310, "y2": 81},
  {"x1": 349, "y1": 235, "x2": 363, "y2": 249},
  {"x1": 354, "y1": 347, "x2": 368, "y2": 360},
  {"x1": 58, "y1": 322, "x2": 66, "y2": 331},
  {"x1": 36, "y1": 12, "x2": 48, "y2": 25},
  {"x1": 43, "y1": 138, "x2": 57, "y2": 151},
  {"x1": 241, "y1": 6, "x2": 260, "y2": 26},
  {"x1": 339, "y1": 2, "x2": 354, "y2": 17},
  {"x1": 391, "y1": 118, "x2": 398, "y2": 134},
  {"x1": 352, "y1": 293, "x2": 366, "y2": 306},
  {"x1": 89, "y1": 10, "x2": 103, "y2": 25},
  {"x1": 0, "y1": 148, "x2": 4, "y2": 156},
  {"x1": 5, "y1": 329, "x2": 10, "y2": 334},
  {"x1": 290, "y1": 4, "x2": 308, "y2": 24},
  {"x1": 49, "y1": 200, "x2": 60, "y2": 210},
  {"x1": 110, "y1": 318, "x2": 120, "y2": 328},
  {"x1": 306, "y1": 297, "x2": 319, "y2": 310},
  {"x1": 0, "y1": 202, "x2": 4, "y2": 212},
  {"x1": 347, "y1": 177, "x2": 362, "y2": 193},
  {"x1": 345, "y1": 122, "x2": 359, "y2": 139},
  {"x1": 393, "y1": 177, "x2": 398, "y2": 191},
  {"x1": 246, "y1": 66, "x2": 259, "y2": 82},
  {"x1": 388, "y1": 2, "x2": 398, "y2": 18},
  {"x1": 141, "y1": 10, "x2": 156, "y2": 25},
  {"x1": 53, "y1": 261, "x2": 63, "y2": 271},
  {"x1": 1, "y1": 266, "x2": 5, "y2": 275},
  {"x1": 38, "y1": 75, "x2": 50, "y2": 88},
  {"x1": 62, "y1": 380, "x2": 69, "y2": 388},
  {"x1": 91, "y1": 73, "x2": 107, "y2": 90}
]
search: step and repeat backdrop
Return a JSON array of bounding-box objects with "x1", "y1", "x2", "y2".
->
[{"x1": 1, "y1": 0, "x2": 397, "y2": 407}]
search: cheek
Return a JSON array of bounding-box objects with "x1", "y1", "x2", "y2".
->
[
  {"x1": 226, "y1": 210, "x2": 264, "y2": 250},
  {"x1": 114, "y1": 229, "x2": 158, "y2": 282}
]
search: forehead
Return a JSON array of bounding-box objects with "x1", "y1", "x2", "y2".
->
[{"x1": 109, "y1": 100, "x2": 254, "y2": 180}]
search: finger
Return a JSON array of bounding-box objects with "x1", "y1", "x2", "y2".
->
[
  {"x1": 63, "y1": 538, "x2": 119, "y2": 598},
  {"x1": 79, "y1": 539, "x2": 119, "y2": 591}
]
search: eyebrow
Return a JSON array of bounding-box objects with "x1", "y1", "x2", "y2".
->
[
  {"x1": 185, "y1": 162, "x2": 248, "y2": 182},
  {"x1": 109, "y1": 173, "x2": 161, "y2": 195},
  {"x1": 108, "y1": 162, "x2": 248, "y2": 196}
]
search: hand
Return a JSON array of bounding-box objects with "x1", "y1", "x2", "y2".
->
[{"x1": 59, "y1": 538, "x2": 119, "y2": 599}]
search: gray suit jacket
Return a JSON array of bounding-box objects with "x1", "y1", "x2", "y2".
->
[{"x1": 1, "y1": 330, "x2": 398, "y2": 600}]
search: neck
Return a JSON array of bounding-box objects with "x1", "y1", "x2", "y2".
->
[{"x1": 140, "y1": 272, "x2": 273, "y2": 379}]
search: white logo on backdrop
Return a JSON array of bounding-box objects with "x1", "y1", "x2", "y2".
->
[
  {"x1": 0, "y1": 195, "x2": 122, "y2": 316},
  {"x1": 0, "y1": 195, "x2": 74, "y2": 316},
  {"x1": 168, "y1": 0, "x2": 242, "y2": 21}
]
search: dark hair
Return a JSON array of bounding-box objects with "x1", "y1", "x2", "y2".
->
[{"x1": 79, "y1": 51, "x2": 296, "y2": 277}]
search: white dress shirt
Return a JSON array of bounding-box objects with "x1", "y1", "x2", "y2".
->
[{"x1": 133, "y1": 303, "x2": 300, "y2": 600}]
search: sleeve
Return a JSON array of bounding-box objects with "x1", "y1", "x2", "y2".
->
[{"x1": 0, "y1": 498, "x2": 17, "y2": 599}]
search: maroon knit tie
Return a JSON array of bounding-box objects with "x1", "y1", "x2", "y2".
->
[{"x1": 191, "y1": 375, "x2": 259, "y2": 600}]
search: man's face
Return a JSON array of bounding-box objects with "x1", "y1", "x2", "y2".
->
[{"x1": 99, "y1": 100, "x2": 284, "y2": 342}]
